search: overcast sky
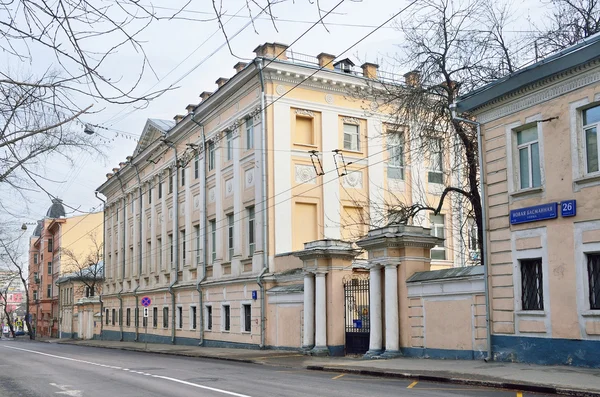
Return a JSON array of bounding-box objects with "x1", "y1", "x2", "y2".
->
[{"x1": 15, "y1": 0, "x2": 545, "y2": 226}]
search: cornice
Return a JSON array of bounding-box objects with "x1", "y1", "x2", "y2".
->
[{"x1": 476, "y1": 61, "x2": 600, "y2": 124}]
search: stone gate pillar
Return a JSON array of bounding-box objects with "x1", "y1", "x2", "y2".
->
[
  {"x1": 357, "y1": 225, "x2": 443, "y2": 358},
  {"x1": 294, "y1": 239, "x2": 357, "y2": 356}
]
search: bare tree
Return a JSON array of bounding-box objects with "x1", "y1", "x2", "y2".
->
[
  {"x1": 60, "y1": 232, "x2": 104, "y2": 298},
  {"x1": 0, "y1": 271, "x2": 20, "y2": 337},
  {"x1": 534, "y1": 0, "x2": 600, "y2": 55}
]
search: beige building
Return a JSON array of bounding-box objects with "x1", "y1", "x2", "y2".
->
[
  {"x1": 96, "y1": 42, "x2": 471, "y2": 353},
  {"x1": 456, "y1": 34, "x2": 600, "y2": 367}
]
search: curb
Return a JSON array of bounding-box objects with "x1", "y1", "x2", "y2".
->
[{"x1": 305, "y1": 366, "x2": 600, "y2": 397}]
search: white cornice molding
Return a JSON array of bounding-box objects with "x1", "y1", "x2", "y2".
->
[{"x1": 477, "y1": 63, "x2": 600, "y2": 124}]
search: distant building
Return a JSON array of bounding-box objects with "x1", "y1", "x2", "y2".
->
[
  {"x1": 28, "y1": 199, "x2": 103, "y2": 338},
  {"x1": 456, "y1": 33, "x2": 600, "y2": 367}
]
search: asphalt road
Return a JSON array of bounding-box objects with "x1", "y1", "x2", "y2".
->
[{"x1": 0, "y1": 340, "x2": 558, "y2": 397}]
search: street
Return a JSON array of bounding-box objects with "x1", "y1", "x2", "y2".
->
[{"x1": 0, "y1": 340, "x2": 559, "y2": 397}]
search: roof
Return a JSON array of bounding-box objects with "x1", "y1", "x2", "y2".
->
[
  {"x1": 267, "y1": 284, "x2": 304, "y2": 294},
  {"x1": 148, "y1": 118, "x2": 175, "y2": 131},
  {"x1": 46, "y1": 198, "x2": 66, "y2": 218},
  {"x1": 32, "y1": 220, "x2": 42, "y2": 237},
  {"x1": 407, "y1": 265, "x2": 484, "y2": 283},
  {"x1": 456, "y1": 32, "x2": 600, "y2": 113}
]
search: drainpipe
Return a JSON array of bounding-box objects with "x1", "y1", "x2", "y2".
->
[
  {"x1": 133, "y1": 165, "x2": 144, "y2": 341},
  {"x1": 450, "y1": 107, "x2": 492, "y2": 361},
  {"x1": 94, "y1": 191, "x2": 106, "y2": 338},
  {"x1": 191, "y1": 115, "x2": 207, "y2": 345},
  {"x1": 164, "y1": 140, "x2": 179, "y2": 344},
  {"x1": 256, "y1": 58, "x2": 269, "y2": 349}
]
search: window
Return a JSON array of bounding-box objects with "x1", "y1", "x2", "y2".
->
[
  {"x1": 34, "y1": 272, "x2": 38, "y2": 282},
  {"x1": 158, "y1": 181, "x2": 163, "y2": 199},
  {"x1": 210, "y1": 220, "x2": 216, "y2": 262},
  {"x1": 148, "y1": 185, "x2": 152, "y2": 204},
  {"x1": 223, "y1": 305, "x2": 230, "y2": 331},
  {"x1": 116, "y1": 208, "x2": 119, "y2": 221},
  {"x1": 168, "y1": 169, "x2": 173, "y2": 194},
  {"x1": 147, "y1": 241, "x2": 152, "y2": 271},
  {"x1": 194, "y1": 155, "x2": 199, "y2": 179},
  {"x1": 33, "y1": 253, "x2": 38, "y2": 265},
  {"x1": 227, "y1": 214, "x2": 234, "y2": 261},
  {"x1": 225, "y1": 131, "x2": 233, "y2": 161},
  {"x1": 247, "y1": 207, "x2": 255, "y2": 257},
  {"x1": 206, "y1": 305, "x2": 213, "y2": 330},
  {"x1": 468, "y1": 218, "x2": 478, "y2": 252},
  {"x1": 428, "y1": 138, "x2": 443, "y2": 184},
  {"x1": 190, "y1": 306, "x2": 197, "y2": 330},
  {"x1": 295, "y1": 116, "x2": 313, "y2": 145},
  {"x1": 243, "y1": 304, "x2": 251, "y2": 332},
  {"x1": 163, "y1": 307, "x2": 169, "y2": 328},
  {"x1": 587, "y1": 253, "x2": 600, "y2": 310},
  {"x1": 33, "y1": 290, "x2": 38, "y2": 301},
  {"x1": 48, "y1": 239, "x2": 53, "y2": 252},
  {"x1": 246, "y1": 118, "x2": 254, "y2": 149},
  {"x1": 47, "y1": 284, "x2": 51, "y2": 298},
  {"x1": 583, "y1": 105, "x2": 600, "y2": 173},
  {"x1": 168, "y1": 234, "x2": 173, "y2": 265},
  {"x1": 194, "y1": 225, "x2": 201, "y2": 266},
  {"x1": 343, "y1": 123, "x2": 359, "y2": 151},
  {"x1": 158, "y1": 238, "x2": 162, "y2": 267},
  {"x1": 181, "y1": 167, "x2": 185, "y2": 186},
  {"x1": 429, "y1": 214, "x2": 446, "y2": 260},
  {"x1": 85, "y1": 286, "x2": 95, "y2": 297},
  {"x1": 177, "y1": 306, "x2": 183, "y2": 329},
  {"x1": 181, "y1": 229, "x2": 186, "y2": 263},
  {"x1": 105, "y1": 309, "x2": 109, "y2": 325},
  {"x1": 126, "y1": 308, "x2": 131, "y2": 327},
  {"x1": 521, "y1": 258, "x2": 544, "y2": 311},
  {"x1": 112, "y1": 308, "x2": 116, "y2": 326},
  {"x1": 387, "y1": 132, "x2": 405, "y2": 180},
  {"x1": 208, "y1": 143, "x2": 215, "y2": 171},
  {"x1": 517, "y1": 126, "x2": 541, "y2": 189},
  {"x1": 152, "y1": 307, "x2": 158, "y2": 328}
]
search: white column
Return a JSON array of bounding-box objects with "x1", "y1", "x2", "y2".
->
[
  {"x1": 303, "y1": 273, "x2": 315, "y2": 349},
  {"x1": 312, "y1": 271, "x2": 328, "y2": 355},
  {"x1": 383, "y1": 263, "x2": 400, "y2": 356},
  {"x1": 365, "y1": 265, "x2": 382, "y2": 356}
]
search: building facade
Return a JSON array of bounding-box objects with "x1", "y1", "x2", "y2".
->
[
  {"x1": 28, "y1": 199, "x2": 103, "y2": 338},
  {"x1": 96, "y1": 42, "x2": 471, "y2": 351},
  {"x1": 456, "y1": 34, "x2": 600, "y2": 367}
]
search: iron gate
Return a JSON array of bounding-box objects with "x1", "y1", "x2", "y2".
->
[{"x1": 343, "y1": 276, "x2": 370, "y2": 355}]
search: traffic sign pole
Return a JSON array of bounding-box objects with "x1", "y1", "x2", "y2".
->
[{"x1": 140, "y1": 296, "x2": 151, "y2": 351}]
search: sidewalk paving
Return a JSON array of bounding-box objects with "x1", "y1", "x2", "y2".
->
[{"x1": 46, "y1": 339, "x2": 600, "y2": 396}]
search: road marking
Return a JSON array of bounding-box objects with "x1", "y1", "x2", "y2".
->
[
  {"x1": 1, "y1": 345, "x2": 253, "y2": 397},
  {"x1": 50, "y1": 383, "x2": 82, "y2": 397},
  {"x1": 407, "y1": 381, "x2": 418, "y2": 388},
  {"x1": 517, "y1": 393, "x2": 523, "y2": 397},
  {"x1": 331, "y1": 374, "x2": 346, "y2": 380}
]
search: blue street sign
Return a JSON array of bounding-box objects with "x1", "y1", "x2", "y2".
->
[
  {"x1": 353, "y1": 319, "x2": 362, "y2": 329},
  {"x1": 141, "y1": 296, "x2": 152, "y2": 307},
  {"x1": 561, "y1": 200, "x2": 576, "y2": 217},
  {"x1": 251, "y1": 291, "x2": 257, "y2": 300},
  {"x1": 510, "y1": 203, "x2": 558, "y2": 225}
]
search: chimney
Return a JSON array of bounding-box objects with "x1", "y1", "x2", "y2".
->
[
  {"x1": 215, "y1": 77, "x2": 229, "y2": 88},
  {"x1": 361, "y1": 62, "x2": 379, "y2": 79},
  {"x1": 317, "y1": 53, "x2": 335, "y2": 70},
  {"x1": 253, "y1": 42, "x2": 289, "y2": 60},
  {"x1": 233, "y1": 62, "x2": 248, "y2": 73},
  {"x1": 174, "y1": 114, "x2": 185, "y2": 123},
  {"x1": 185, "y1": 104, "x2": 196, "y2": 114},
  {"x1": 404, "y1": 70, "x2": 421, "y2": 88},
  {"x1": 199, "y1": 91, "x2": 212, "y2": 101}
]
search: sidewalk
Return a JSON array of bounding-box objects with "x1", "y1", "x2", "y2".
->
[{"x1": 53, "y1": 339, "x2": 599, "y2": 396}]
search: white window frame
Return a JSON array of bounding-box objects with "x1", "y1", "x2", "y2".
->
[
  {"x1": 189, "y1": 305, "x2": 197, "y2": 330},
  {"x1": 208, "y1": 143, "x2": 215, "y2": 171},
  {"x1": 343, "y1": 123, "x2": 360, "y2": 151},
  {"x1": 240, "y1": 302, "x2": 252, "y2": 334},
  {"x1": 387, "y1": 132, "x2": 405, "y2": 180},
  {"x1": 194, "y1": 225, "x2": 201, "y2": 266},
  {"x1": 162, "y1": 306, "x2": 169, "y2": 329},
  {"x1": 181, "y1": 229, "x2": 186, "y2": 265},
  {"x1": 227, "y1": 213, "x2": 234, "y2": 261},
  {"x1": 221, "y1": 303, "x2": 231, "y2": 332},
  {"x1": 429, "y1": 214, "x2": 446, "y2": 261},
  {"x1": 516, "y1": 126, "x2": 541, "y2": 190},
  {"x1": 247, "y1": 207, "x2": 255, "y2": 257},
  {"x1": 176, "y1": 305, "x2": 183, "y2": 329},
  {"x1": 210, "y1": 219, "x2": 216, "y2": 263},
  {"x1": 506, "y1": 116, "x2": 546, "y2": 198},
  {"x1": 583, "y1": 104, "x2": 600, "y2": 175},
  {"x1": 194, "y1": 155, "x2": 199, "y2": 179},
  {"x1": 246, "y1": 118, "x2": 254, "y2": 150},
  {"x1": 427, "y1": 137, "x2": 444, "y2": 184}
]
